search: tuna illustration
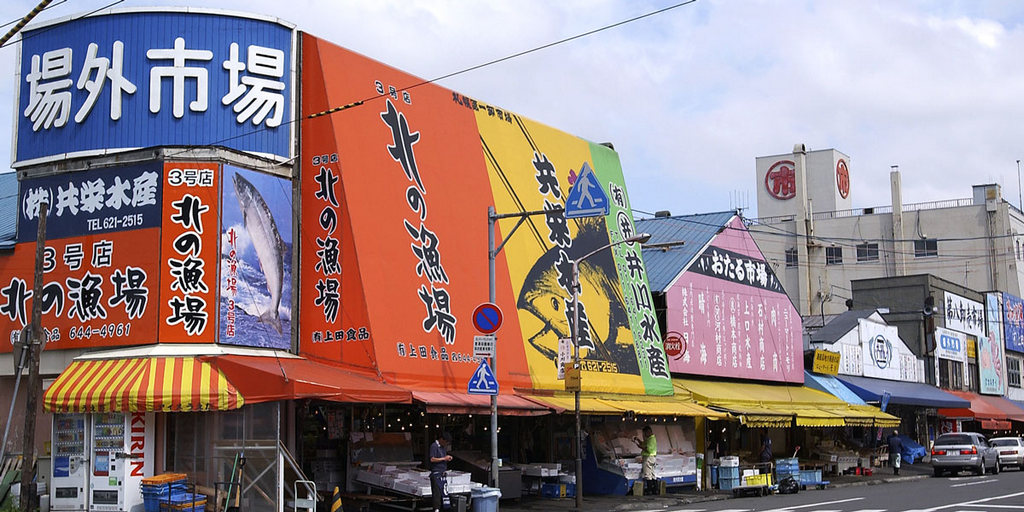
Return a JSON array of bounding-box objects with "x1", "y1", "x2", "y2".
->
[
  {"x1": 233, "y1": 172, "x2": 286, "y2": 334},
  {"x1": 517, "y1": 216, "x2": 638, "y2": 374}
]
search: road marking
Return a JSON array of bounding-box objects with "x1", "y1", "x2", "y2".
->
[
  {"x1": 903, "y1": 491, "x2": 1024, "y2": 512},
  {"x1": 950, "y1": 478, "x2": 998, "y2": 488},
  {"x1": 850, "y1": 510, "x2": 888, "y2": 512},
  {"x1": 760, "y1": 497, "x2": 864, "y2": 512}
]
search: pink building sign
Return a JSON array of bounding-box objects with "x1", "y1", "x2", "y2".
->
[{"x1": 665, "y1": 217, "x2": 803, "y2": 383}]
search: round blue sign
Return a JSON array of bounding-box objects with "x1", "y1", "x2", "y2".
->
[{"x1": 473, "y1": 303, "x2": 503, "y2": 334}]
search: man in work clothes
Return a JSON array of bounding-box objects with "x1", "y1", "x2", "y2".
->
[
  {"x1": 430, "y1": 432, "x2": 453, "y2": 512},
  {"x1": 887, "y1": 430, "x2": 904, "y2": 475},
  {"x1": 634, "y1": 426, "x2": 657, "y2": 495}
]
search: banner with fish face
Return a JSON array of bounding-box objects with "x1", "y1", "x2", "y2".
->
[
  {"x1": 160, "y1": 162, "x2": 220, "y2": 343},
  {"x1": 299, "y1": 34, "x2": 671, "y2": 395},
  {"x1": 219, "y1": 165, "x2": 293, "y2": 350}
]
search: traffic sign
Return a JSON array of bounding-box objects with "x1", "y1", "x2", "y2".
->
[
  {"x1": 565, "y1": 162, "x2": 610, "y2": 219},
  {"x1": 467, "y1": 359, "x2": 499, "y2": 395},
  {"x1": 473, "y1": 335, "x2": 496, "y2": 359},
  {"x1": 472, "y1": 302, "x2": 503, "y2": 334}
]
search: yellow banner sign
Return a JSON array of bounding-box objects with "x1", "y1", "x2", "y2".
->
[{"x1": 812, "y1": 349, "x2": 841, "y2": 375}]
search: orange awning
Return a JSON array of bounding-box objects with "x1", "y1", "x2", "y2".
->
[
  {"x1": 206, "y1": 355, "x2": 412, "y2": 404},
  {"x1": 411, "y1": 391, "x2": 550, "y2": 416},
  {"x1": 44, "y1": 357, "x2": 242, "y2": 413},
  {"x1": 938, "y1": 391, "x2": 1024, "y2": 423}
]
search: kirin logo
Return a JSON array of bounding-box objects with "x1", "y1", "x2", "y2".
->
[{"x1": 765, "y1": 160, "x2": 796, "y2": 200}]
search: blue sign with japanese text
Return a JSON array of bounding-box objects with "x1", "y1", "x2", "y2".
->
[
  {"x1": 15, "y1": 10, "x2": 293, "y2": 165},
  {"x1": 1004, "y1": 292, "x2": 1024, "y2": 353},
  {"x1": 18, "y1": 162, "x2": 163, "y2": 242}
]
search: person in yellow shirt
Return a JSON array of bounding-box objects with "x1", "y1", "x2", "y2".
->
[{"x1": 633, "y1": 426, "x2": 657, "y2": 495}]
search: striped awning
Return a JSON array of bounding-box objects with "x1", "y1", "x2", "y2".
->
[{"x1": 44, "y1": 357, "x2": 242, "y2": 413}]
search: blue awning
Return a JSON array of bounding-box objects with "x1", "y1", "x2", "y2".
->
[
  {"x1": 836, "y1": 375, "x2": 970, "y2": 409},
  {"x1": 805, "y1": 371, "x2": 866, "y2": 405}
]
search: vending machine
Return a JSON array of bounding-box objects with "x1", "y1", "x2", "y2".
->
[
  {"x1": 52, "y1": 412, "x2": 155, "y2": 512},
  {"x1": 52, "y1": 414, "x2": 89, "y2": 511},
  {"x1": 90, "y1": 413, "x2": 125, "y2": 511}
]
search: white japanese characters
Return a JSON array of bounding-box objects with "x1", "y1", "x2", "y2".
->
[{"x1": 24, "y1": 37, "x2": 287, "y2": 131}]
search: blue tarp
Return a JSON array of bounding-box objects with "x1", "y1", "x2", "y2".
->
[
  {"x1": 837, "y1": 375, "x2": 970, "y2": 409},
  {"x1": 805, "y1": 371, "x2": 866, "y2": 405},
  {"x1": 895, "y1": 435, "x2": 927, "y2": 464}
]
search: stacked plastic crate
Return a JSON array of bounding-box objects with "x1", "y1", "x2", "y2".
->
[
  {"x1": 140, "y1": 473, "x2": 206, "y2": 512},
  {"x1": 717, "y1": 456, "x2": 740, "y2": 490},
  {"x1": 775, "y1": 457, "x2": 799, "y2": 485}
]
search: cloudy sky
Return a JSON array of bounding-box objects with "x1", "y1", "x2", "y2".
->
[{"x1": 2, "y1": 0, "x2": 1022, "y2": 218}]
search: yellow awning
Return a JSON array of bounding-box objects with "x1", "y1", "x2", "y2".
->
[
  {"x1": 711, "y1": 404, "x2": 794, "y2": 427},
  {"x1": 851, "y1": 405, "x2": 901, "y2": 427},
  {"x1": 598, "y1": 398, "x2": 728, "y2": 418},
  {"x1": 526, "y1": 395, "x2": 623, "y2": 414},
  {"x1": 790, "y1": 405, "x2": 846, "y2": 427}
]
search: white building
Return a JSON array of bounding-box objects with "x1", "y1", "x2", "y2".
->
[{"x1": 748, "y1": 144, "x2": 1024, "y2": 318}]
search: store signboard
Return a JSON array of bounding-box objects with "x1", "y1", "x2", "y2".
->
[
  {"x1": 811, "y1": 349, "x2": 840, "y2": 375},
  {"x1": 977, "y1": 334, "x2": 1003, "y2": 395},
  {"x1": 0, "y1": 164, "x2": 165, "y2": 351},
  {"x1": 944, "y1": 290, "x2": 984, "y2": 338},
  {"x1": 298, "y1": 34, "x2": 671, "y2": 395},
  {"x1": 14, "y1": 10, "x2": 294, "y2": 166},
  {"x1": 934, "y1": 327, "x2": 968, "y2": 363},
  {"x1": 665, "y1": 217, "x2": 803, "y2": 383},
  {"x1": 158, "y1": 162, "x2": 219, "y2": 343},
  {"x1": 1003, "y1": 292, "x2": 1024, "y2": 353},
  {"x1": 218, "y1": 166, "x2": 292, "y2": 350},
  {"x1": 859, "y1": 319, "x2": 918, "y2": 381}
]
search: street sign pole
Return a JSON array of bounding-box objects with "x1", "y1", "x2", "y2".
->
[{"x1": 487, "y1": 205, "x2": 562, "y2": 498}]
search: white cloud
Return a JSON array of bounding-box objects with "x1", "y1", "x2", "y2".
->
[{"x1": 3, "y1": 0, "x2": 1024, "y2": 218}]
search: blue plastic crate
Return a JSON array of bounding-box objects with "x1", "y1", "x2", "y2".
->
[
  {"x1": 718, "y1": 466, "x2": 740, "y2": 478},
  {"x1": 718, "y1": 476, "x2": 740, "y2": 491},
  {"x1": 798, "y1": 469, "x2": 822, "y2": 483}
]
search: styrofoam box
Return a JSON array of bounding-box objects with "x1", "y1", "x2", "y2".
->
[
  {"x1": 720, "y1": 456, "x2": 740, "y2": 467},
  {"x1": 742, "y1": 469, "x2": 758, "y2": 478}
]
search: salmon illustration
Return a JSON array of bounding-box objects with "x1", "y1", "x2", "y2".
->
[
  {"x1": 232, "y1": 172, "x2": 286, "y2": 334},
  {"x1": 517, "y1": 217, "x2": 638, "y2": 373}
]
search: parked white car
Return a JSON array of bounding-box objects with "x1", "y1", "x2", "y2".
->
[{"x1": 989, "y1": 437, "x2": 1024, "y2": 470}]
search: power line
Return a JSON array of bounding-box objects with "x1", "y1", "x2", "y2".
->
[{"x1": 166, "y1": 0, "x2": 699, "y2": 158}]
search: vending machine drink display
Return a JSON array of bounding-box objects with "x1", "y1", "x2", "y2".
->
[
  {"x1": 52, "y1": 414, "x2": 88, "y2": 511},
  {"x1": 52, "y1": 412, "x2": 154, "y2": 511},
  {"x1": 91, "y1": 413, "x2": 126, "y2": 511}
]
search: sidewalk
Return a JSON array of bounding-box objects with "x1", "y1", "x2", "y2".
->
[{"x1": 500, "y1": 463, "x2": 932, "y2": 512}]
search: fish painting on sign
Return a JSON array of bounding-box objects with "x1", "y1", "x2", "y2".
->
[
  {"x1": 517, "y1": 216, "x2": 639, "y2": 375},
  {"x1": 220, "y1": 165, "x2": 293, "y2": 349}
]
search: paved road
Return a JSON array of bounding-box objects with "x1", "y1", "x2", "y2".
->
[
  {"x1": 671, "y1": 472, "x2": 1024, "y2": 512},
  {"x1": 500, "y1": 465, "x2": 1024, "y2": 512}
]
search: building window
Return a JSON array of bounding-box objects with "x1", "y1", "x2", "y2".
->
[
  {"x1": 856, "y1": 242, "x2": 879, "y2": 262},
  {"x1": 1009, "y1": 357, "x2": 1022, "y2": 388},
  {"x1": 938, "y1": 358, "x2": 964, "y2": 390},
  {"x1": 914, "y1": 239, "x2": 938, "y2": 258},
  {"x1": 785, "y1": 248, "x2": 798, "y2": 268},
  {"x1": 967, "y1": 362, "x2": 979, "y2": 392},
  {"x1": 825, "y1": 246, "x2": 843, "y2": 265}
]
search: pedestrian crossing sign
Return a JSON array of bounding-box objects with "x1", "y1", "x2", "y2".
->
[
  {"x1": 467, "y1": 359, "x2": 499, "y2": 395},
  {"x1": 565, "y1": 162, "x2": 610, "y2": 219}
]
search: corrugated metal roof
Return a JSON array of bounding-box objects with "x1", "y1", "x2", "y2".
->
[
  {"x1": 636, "y1": 211, "x2": 736, "y2": 292},
  {"x1": 0, "y1": 173, "x2": 17, "y2": 245},
  {"x1": 809, "y1": 309, "x2": 876, "y2": 343}
]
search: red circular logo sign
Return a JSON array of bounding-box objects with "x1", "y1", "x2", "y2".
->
[
  {"x1": 664, "y1": 331, "x2": 686, "y2": 360},
  {"x1": 765, "y1": 160, "x2": 796, "y2": 200},
  {"x1": 836, "y1": 159, "x2": 850, "y2": 198}
]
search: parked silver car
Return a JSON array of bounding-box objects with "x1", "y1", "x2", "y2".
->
[
  {"x1": 931, "y1": 432, "x2": 1000, "y2": 476},
  {"x1": 989, "y1": 437, "x2": 1024, "y2": 470}
]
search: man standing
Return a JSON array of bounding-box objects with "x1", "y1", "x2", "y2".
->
[
  {"x1": 634, "y1": 426, "x2": 657, "y2": 495},
  {"x1": 430, "y1": 432, "x2": 453, "y2": 512},
  {"x1": 887, "y1": 430, "x2": 903, "y2": 475}
]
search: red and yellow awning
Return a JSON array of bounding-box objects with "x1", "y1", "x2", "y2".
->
[{"x1": 44, "y1": 357, "x2": 242, "y2": 413}]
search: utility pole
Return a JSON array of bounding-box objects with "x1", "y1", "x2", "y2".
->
[{"x1": 20, "y1": 201, "x2": 47, "y2": 512}]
